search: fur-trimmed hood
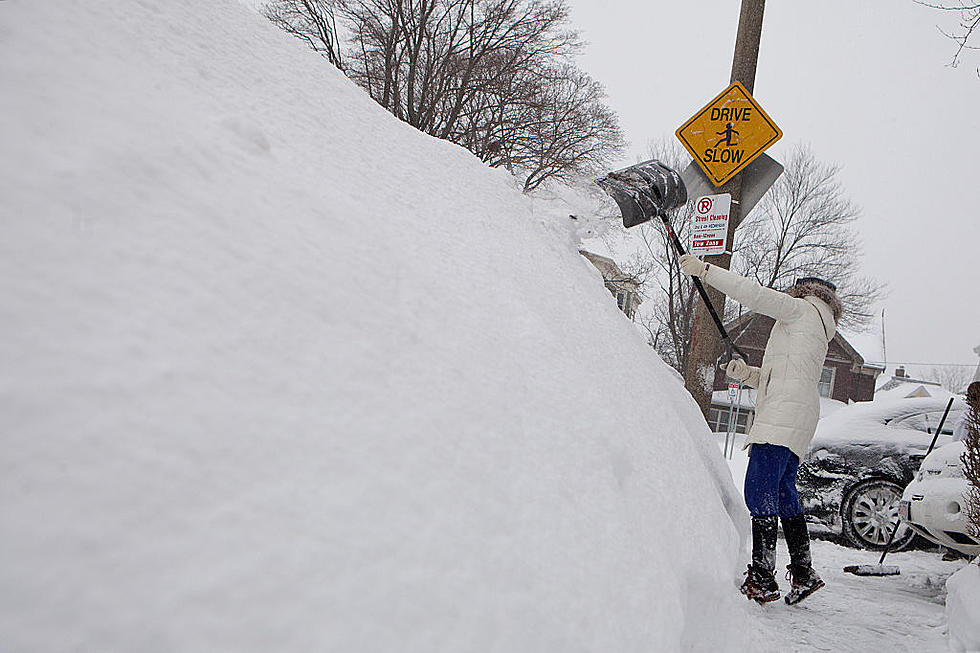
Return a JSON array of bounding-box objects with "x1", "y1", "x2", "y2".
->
[{"x1": 787, "y1": 281, "x2": 842, "y2": 325}]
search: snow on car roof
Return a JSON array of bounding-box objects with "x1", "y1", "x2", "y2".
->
[{"x1": 811, "y1": 396, "x2": 966, "y2": 450}]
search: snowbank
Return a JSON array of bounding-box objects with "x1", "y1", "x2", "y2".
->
[
  {"x1": 0, "y1": 0, "x2": 751, "y2": 651},
  {"x1": 947, "y1": 563, "x2": 980, "y2": 653}
]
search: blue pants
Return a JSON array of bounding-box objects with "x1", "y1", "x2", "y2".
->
[{"x1": 744, "y1": 443, "x2": 803, "y2": 518}]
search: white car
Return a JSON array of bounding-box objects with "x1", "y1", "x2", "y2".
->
[
  {"x1": 901, "y1": 441, "x2": 980, "y2": 557},
  {"x1": 798, "y1": 397, "x2": 963, "y2": 550}
]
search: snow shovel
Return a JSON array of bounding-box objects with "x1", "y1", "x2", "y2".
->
[
  {"x1": 596, "y1": 159, "x2": 688, "y2": 228},
  {"x1": 842, "y1": 538, "x2": 903, "y2": 576},
  {"x1": 843, "y1": 396, "x2": 957, "y2": 577},
  {"x1": 596, "y1": 161, "x2": 747, "y2": 361}
]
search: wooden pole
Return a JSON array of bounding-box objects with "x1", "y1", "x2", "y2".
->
[{"x1": 683, "y1": 0, "x2": 766, "y2": 419}]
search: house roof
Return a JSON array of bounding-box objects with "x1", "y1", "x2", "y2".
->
[
  {"x1": 579, "y1": 250, "x2": 642, "y2": 293},
  {"x1": 873, "y1": 382, "x2": 954, "y2": 402}
]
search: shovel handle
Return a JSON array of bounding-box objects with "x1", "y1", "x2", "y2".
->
[
  {"x1": 925, "y1": 397, "x2": 955, "y2": 458},
  {"x1": 659, "y1": 213, "x2": 747, "y2": 361}
]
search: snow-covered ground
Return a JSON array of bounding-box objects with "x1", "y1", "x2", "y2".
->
[
  {"x1": 718, "y1": 432, "x2": 979, "y2": 651},
  {"x1": 751, "y1": 539, "x2": 967, "y2": 652}
]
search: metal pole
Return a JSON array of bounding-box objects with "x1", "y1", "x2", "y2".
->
[
  {"x1": 683, "y1": 0, "x2": 766, "y2": 419},
  {"x1": 730, "y1": 384, "x2": 744, "y2": 458},
  {"x1": 724, "y1": 389, "x2": 736, "y2": 459}
]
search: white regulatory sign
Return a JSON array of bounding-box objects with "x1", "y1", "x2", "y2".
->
[{"x1": 690, "y1": 193, "x2": 731, "y2": 256}]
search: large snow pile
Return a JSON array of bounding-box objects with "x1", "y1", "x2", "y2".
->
[
  {"x1": 947, "y1": 563, "x2": 980, "y2": 653},
  {"x1": 0, "y1": 1, "x2": 750, "y2": 650}
]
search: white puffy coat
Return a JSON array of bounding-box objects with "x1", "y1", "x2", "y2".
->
[{"x1": 702, "y1": 265, "x2": 837, "y2": 460}]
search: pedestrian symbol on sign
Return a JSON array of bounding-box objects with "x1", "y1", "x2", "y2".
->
[{"x1": 715, "y1": 122, "x2": 740, "y2": 148}]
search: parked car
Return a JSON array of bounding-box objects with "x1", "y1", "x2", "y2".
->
[
  {"x1": 901, "y1": 441, "x2": 980, "y2": 557},
  {"x1": 797, "y1": 396, "x2": 964, "y2": 550}
]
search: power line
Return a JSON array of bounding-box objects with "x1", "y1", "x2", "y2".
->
[{"x1": 870, "y1": 361, "x2": 978, "y2": 368}]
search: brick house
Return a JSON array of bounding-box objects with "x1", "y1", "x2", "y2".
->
[{"x1": 708, "y1": 312, "x2": 884, "y2": 433}]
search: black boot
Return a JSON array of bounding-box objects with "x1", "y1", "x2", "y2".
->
[
  {"x1": 784, "y1": 563, "x2": 825, "y2": 605},
  {"x1": 741, "y1": 564, "x2": 780, "y2": 603},
  {"x1": 781, "y1": 513, "x2": 812, "y2": 568},
  {"x1": 781, "y1": 513, "x2": 825, "y2": 605},
  {"x1": 752, "y1": 515, "x2": 778, "y2": 572},
  {"x1": 741, "y1": 516, "x2": 780, "y2": 603}
]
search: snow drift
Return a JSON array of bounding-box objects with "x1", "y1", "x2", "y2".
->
[
  {"x1": 947, "y1": 563, "x2": 980, "y2": 653},
  {"x1": 0, "y1": 1, "x2": 749, "y2": 650}
]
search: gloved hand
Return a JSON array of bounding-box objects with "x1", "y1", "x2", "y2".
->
[
  {"x1": 725, "y1": 357, "x2": 750, "y2": 382},
  {"x1": 678, "y1": 254, "x2": 708, "y2": 278}
]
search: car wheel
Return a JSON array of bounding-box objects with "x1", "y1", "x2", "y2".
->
[{"x1": 841, "y1": 479, "x2": 915, "y2": 551}]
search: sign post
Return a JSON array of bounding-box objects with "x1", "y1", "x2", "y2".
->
[{"x1": 724, "y1": 382, "x2": 743, "y2": 459}]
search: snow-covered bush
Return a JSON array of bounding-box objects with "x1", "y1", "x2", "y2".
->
[{"x1": 961, "y1": 384, "x2": 980, "y2": 541}]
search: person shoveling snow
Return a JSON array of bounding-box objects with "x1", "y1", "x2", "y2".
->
[{"x1": 680, "y1": 256, "x2": 843, "y2": 606}]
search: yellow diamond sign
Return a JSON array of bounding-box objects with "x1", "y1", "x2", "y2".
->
[{"x1": 676, "y1": 82, "x2": 782, "y2": 187}]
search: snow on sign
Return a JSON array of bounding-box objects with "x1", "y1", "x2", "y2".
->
[
  {"x1": 676, "y1": 82, "x2": 782, "y2": 187},
  {"x1": 690, "y1": 193, "x2": 731, "y2": 256}
]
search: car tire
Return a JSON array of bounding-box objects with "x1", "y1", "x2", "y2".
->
[{"x1": 840, "y1": 478, "x2": 916, "y2": 551}]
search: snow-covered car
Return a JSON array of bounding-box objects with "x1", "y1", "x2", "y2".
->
[
  {"x1": 797, "y1": 397, "x2": 964, "y2": 550},
  {"x1": 901, "y1": 441, "x2": 980, "y2": 557}
]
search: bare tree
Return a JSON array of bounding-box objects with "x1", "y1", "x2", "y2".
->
[
  {"x1": 925, "y1": 365, "x2": 975, "y2": 393},
  {"x1": 266, "y1": 0, "x2": 343, "y2": 68},
  {"x1": 626, "y1": 213, "x2": 697, "y2": 372},
  {"x1": 916, "y1": 1, "x2": 980, "y2": 72},
  {"x1": 266, "y1": 0, "x2": 623, "y2": 190},
  {"x1": 482, "y1": 64, "x2": 624, "y2": 191},
  {"x1": 961, "y1": 393, "x2": 980, "y2": 539},
  {"x1": 340, "y1": 0, "x2": 580, "y2": 135},
  {"x1": 733, "y1": 145, "x2": 885, "y2": 331}
]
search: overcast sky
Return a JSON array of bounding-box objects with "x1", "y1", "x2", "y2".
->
[{"x1": 568, "y1": 0, "x2": 979, "y2": 380}]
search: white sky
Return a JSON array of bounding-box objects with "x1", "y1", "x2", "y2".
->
[{"x1": 568, "y1": 0, "x2": 980, "y2": 379}]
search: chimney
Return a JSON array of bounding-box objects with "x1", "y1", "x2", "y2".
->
[{"x1": 894, "y1": 366, "x2": 906, "y2": 378}]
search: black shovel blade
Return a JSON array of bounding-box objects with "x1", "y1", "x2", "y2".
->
[
  {"x1": 596, "y1": 176, "x2": 651, "y2": 228},
  {"x1": 596, "y1": 160, "x2": 688, "y2": 229}
]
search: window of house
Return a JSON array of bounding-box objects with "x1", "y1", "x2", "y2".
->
[
  {"x1": 818, "y1": 366, "x2": 835, "y2": 398},
  {"x1": 708, "y1": 405, "x2": 751, "y2": 434}
]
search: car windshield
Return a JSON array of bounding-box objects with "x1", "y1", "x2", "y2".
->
[{"x1": 886, "y1": 408, "x2": 962, "y2": 436}]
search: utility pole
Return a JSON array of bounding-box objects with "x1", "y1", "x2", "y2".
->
[
  {"x1": 683, "y1": 0, "x2": 767, "y2": 419},
  {"x1": 881, "y1": 309, "x2": 887, "y2": 365}
]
